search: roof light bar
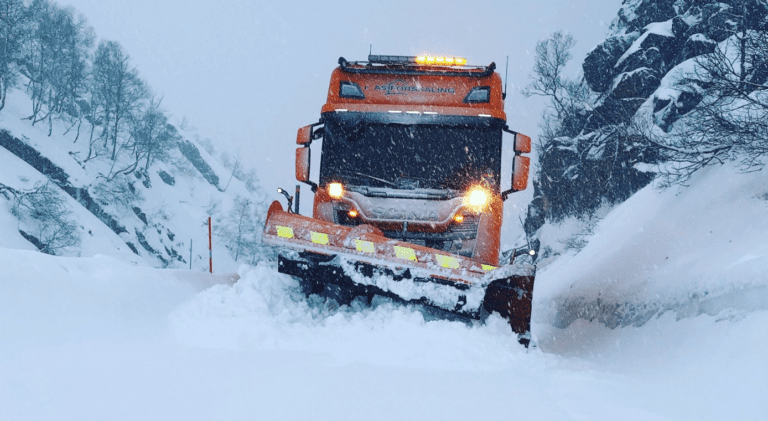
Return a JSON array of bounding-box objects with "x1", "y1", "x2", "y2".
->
[
  {"x1": 368, "y1": 55, "x2": 417, "y2": 64},
  {"x1": 367, "y1": 54, "x2": 467, "y2": 66}
]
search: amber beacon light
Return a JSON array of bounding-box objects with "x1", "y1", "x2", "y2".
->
[{"x1": 415, "y1": 55, "x2": 467, "y2": 66}]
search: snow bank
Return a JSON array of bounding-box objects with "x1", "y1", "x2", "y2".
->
[
  {"x1": 1, "y1": 247, "x2": 766, "y2": 420},
  {"x1": 536, "y1": 161, "x2": 768, "y2": 328},
  {"x1": 0, "y1": 248, "x2": 227, "y2": 348}
]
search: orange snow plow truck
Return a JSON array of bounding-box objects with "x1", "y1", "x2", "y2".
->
[{"x1": 263, "y1": 55, "x2": 535, "y2": 346}]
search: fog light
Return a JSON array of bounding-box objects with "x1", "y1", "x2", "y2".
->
[
  {"x1": 453, "y1": 214, "x2": 464, "y2": 223},
  {"x1": 348, "y1": 210, "x2": 358, "y2": 218}
]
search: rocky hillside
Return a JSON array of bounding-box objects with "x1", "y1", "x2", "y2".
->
[
  {"x1": 583, "y1": 0, "x2": 767, "y2": 130},
  {"x1": 526, "y1": 0, "x2": 768, "y2": 242}
]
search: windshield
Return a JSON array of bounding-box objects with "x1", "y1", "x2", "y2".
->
[{"x1": 319, "y1": 116, "x2": 502, "y2": 191}]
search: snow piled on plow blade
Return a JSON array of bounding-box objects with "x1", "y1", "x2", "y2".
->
[{"x1": 169, "y1": 264, "x2": 523, "y2": 369}]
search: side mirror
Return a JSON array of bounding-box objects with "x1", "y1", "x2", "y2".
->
[
  {"x1": 512, "y1": 155, "x2": 530, "y2": 191},
  {"x1": 502, "y1": 127, "x2": 532, "y2": 200},
  {"x1": 514, "y1": 133, "x2": 531, "y2": 153},
  {"x1": 295, "y1": 147, "x2": 310, "y2": 182},
  {"x1": 295, "y1": 123, "x2": 321, "y2": 192},
  {"x1": 297, "y1": 125, "x2": 312, "y2": 145}
]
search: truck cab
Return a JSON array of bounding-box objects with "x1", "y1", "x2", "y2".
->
[{"x1": 295, "y1": 55, "x2": 531, "y2": 267}]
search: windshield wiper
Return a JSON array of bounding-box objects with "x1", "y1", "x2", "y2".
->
[{"x1": 336, "y1": 170, "x2": 396, "y2": 187}]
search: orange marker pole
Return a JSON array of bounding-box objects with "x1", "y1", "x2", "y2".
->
[{"x1": 208, "y1": 216, "x2": 212, "y2": 273}]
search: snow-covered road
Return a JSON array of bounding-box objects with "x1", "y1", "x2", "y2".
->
[{"x1": 1, "y1": 249, "x2": 765, "y2": 421}]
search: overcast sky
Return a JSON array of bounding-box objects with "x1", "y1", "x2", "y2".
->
[{"x1": 57, "y1": 0, "x2": 621, "y2": 242}]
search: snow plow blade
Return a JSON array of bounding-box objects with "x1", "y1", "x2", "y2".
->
[{"x1": 263, "y1": 201, "x2": 535, "y2": 345}]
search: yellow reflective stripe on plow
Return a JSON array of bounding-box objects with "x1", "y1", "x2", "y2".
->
[
  {"x1": 393, "y1": 246, "x2": 417, "y2": 262},
  {"x1": 482, "y1": 264, "x2": 497, "y2": 271},
  {"x1": 276, "y1": 225, "x2": 294, "y2": 239},
  {"x1": 435, "y1": 255, "x2": 460, "y2": 269},
  {"x1": 355, "y1": 239, "x2": 375, "y2": 253},
  {"x1": 310, "y1": 231, "x2": 329, "y2": 245}
]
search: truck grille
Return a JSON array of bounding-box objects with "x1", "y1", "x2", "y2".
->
[{"x1": 334, "y1": 205, "x2": 480, "y2": 255}]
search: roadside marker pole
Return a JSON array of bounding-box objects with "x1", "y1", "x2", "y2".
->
[
  {"x1": 189, "y1": 239, "x2": 193, "y2": 270},
  {"x1": 208, "y1": 216, "x2": 213, "y2": 273},
  {"x1": 295, "y1": 184, "x2": 300, "y2": 214}
]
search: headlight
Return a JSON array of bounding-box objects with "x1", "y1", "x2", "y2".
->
[
  {"x1": 464, "y1": 186, "x2": 490, "y2": 211},
  {"x1": 328, "y1": 182, "x2": 344, "y2": 199}
]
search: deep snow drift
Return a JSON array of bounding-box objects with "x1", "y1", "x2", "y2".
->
[
  {"x1": 1, "y1": 242, "x2": 766, "y2": 420},
  {"x1": 535, "y1": 161, "x2": 768, "y2": 332}
]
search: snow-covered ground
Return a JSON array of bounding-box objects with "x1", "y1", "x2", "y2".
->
[{"x1": 3, "y1": 156, "x2": 767, "y2": 421}]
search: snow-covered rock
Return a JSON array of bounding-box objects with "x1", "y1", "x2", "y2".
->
[{"x1": 582, "y1": 0, "x2": 768, "y2": 129}]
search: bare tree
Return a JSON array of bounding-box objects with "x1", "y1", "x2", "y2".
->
[
  {"x1": 523, "y1": 31, "x2": 594, "y2": 145},
  {"x1": 79, "y1": 70, "x2": 107, "y2": 164},
  {"x1": 220, "y1": 151, "x2": 240, "y2": 192},
  {"x1": 91, "y1": 174, "x2": 143, "y2": 216},
  {"x1": 133, "y1": 96, "x2": 177, "y2": 173},
  {"x1": 22, "y1": 0, "x2": 92, "y2": 134},
  {"x1": 107, "y1": 95, "x2": 177, "y2": 179},
  {"x1": 42, "y1": 7, "x2": 92, "y2": 135},
  {"x1": 91, "y1": 40, "x2": 146, "y2": 161},
  {"x1": 240, "y1": 168, "x2": 261, "y2": 193},
  {"x1": 523, "y1": 32, "x2": 578, "y2": 117},
  {"x1": 0, "y1": 0, "x2": 27, "y2": 112},
  {"x1": 656, "y1": 16, "x2": 768, "y2": 185},
  {"x1": 12, "y1": 182, "x2": 80, "y2": 255},
  {"x1": 48, "y1": 10, "x2": 93, "y2": 137},
  {"x1": 0, "y1": 181, "x2": 19, "y2": 198},
  {"x1": 216, "y1": 195, "x2": 272, "y2": 264}
]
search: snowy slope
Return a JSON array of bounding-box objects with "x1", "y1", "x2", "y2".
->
[
  {"x1": 0, "y1": 136, "x2": 144, "y2": 264},
  {"x1": 1, "y1": 247, "x2": 765, "y2": 421},
  {"x1": 535, "y1": 160, "x2": 768, "y2": 330},
  {"x1": 0, "y1": 87, "x2": 267, "y2": 272}
]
